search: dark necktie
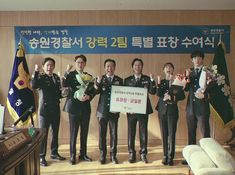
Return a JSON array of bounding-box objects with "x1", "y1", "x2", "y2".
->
[
  {"x1": 48, "y1": 76, "x2": 56, "y2": 89},
  {"x1": 166, "y1": 80, "x2": 170, "y2": 89},
  {"x1": 136, "y1": 77, "x2": 140, "y2": 86},
  {"x1": 108, "y1": 77, "x2": 112, "y2": 84},
  {"x1": 49, "y1": 76, "x2": 54, "y2": 83},
  {"x1": 195, "y1": 68, "x2": 199, "y2": 76}
]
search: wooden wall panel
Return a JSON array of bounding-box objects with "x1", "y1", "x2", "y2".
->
[{"x1": 0, "y1": 10, "x2": 234, "y2": 145}]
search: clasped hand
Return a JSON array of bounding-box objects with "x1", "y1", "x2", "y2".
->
[
  {"x1": 194, "y1": 89, "x2": 205, "y2": 99},
  {"x1": 80, "y1": 94, "x2": 90, "y2": 101},
  {"x1": 163, "y1": 92, "x2": 171, "y2": 101}
]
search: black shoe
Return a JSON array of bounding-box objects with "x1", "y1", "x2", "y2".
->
[
  {"x1": 129, "y1": 154, "x2": 136, "y2": 163},
  {"x1": 100, "y1": 157, "x2": 106, "y2": 165},
  {"x1": 70, "y1": 156, "x2": 76, "y2": 165},
  {"x1": 40, "y1": 157, "x2": 48, "y2": 166},
  {"x1": 140, "y1": 154, "x2": 148, "y2": 163},
  {"x1": 111, "y1": 157, "x2": 119, "y2": 164},
  {"x1": 181, "y1": 159, "x2": 188, "y2": 165},
  {"x1": 168, "y1": 159, "x2": 174, "y2": 166},
  {"x1": 51, "y1": 153, "x2": 66, "y2": 161},
  {"x1": 162, "y1": 157, "x2": 168, "y2": 165},
  {"x1": 79, "y1": 155, "x2": 92, "y2": 161}
]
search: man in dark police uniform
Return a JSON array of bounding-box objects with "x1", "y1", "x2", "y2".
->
[
  {"x1": 94, "y1": 59, "x2": 123, "y2": 164},
  {"x1": 62, "y1": 54, "x2": 95, "y2": 165},
  {"x1": 124, "y1": 58, "x2": 156, "y2": 163},
  {"x1": 182, "y1": 50, "x2": 216, "y2": 164},
  {"x1": 32, "y1": 57, "x2": 65, "y2": 167}
]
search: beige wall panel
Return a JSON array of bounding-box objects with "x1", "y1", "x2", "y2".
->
[
  {"x1": 221, "y1": 11, "x2": 235, "y2": 25},
  {"x1": 0, "y1": 10, "x2": 234, "y2": 146},
  {"x1": 0, "y1": 27, "x2": 15, "y2": 125},
  {"x1": 0, "y1": 12, "x2": 18, "y2": 26},
  {"x1": 139, "y1": 11, "x2": 181, "y2": 24},
  {"x1": 60, "y1": 11, "x2": 81, "y2": 25},
  {"x1": 178, "y1": 11, "x2": 222, "y2": 24}
]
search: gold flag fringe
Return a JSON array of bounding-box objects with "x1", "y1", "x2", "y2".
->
[{"x1": 210, "y1": 104, "x2": 235, "y2": 128}]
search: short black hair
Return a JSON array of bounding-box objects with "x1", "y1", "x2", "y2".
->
[
  {"x1": 104, "y1": 58, "x2": 116, "y2": 67},
  {"x1": 74, "y1": 54, "x2": 87, "y2": 62},
  {"x1": 42, "y1": 57, "x2": 55, "y2": 66},
  {"x1": 190, "y1": 50, "x2": 205, "y2": 59},
  {"x1": 163, "y1": 62, "x2": 174, "y2": 70},
  {"x1": 131, "y1": 58, "x2": 143, "y2": 67}
]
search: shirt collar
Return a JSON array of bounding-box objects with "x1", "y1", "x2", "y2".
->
[
  {"x1": 106, "y1": 75, "x2": 114, "y2": 79},
  {"x1": 134, "y1": 74, "x2": 141, "y2": 80},
  {"x1": 194, "y1": 65, "x2": 203, "y2": 71}
]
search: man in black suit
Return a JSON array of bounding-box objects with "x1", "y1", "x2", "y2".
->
[
  {"x1": 124, "y1": 58, "x2": 156, "y2": 163},
  {"x1": 62, "y1": 55, "x2": 95, "y2": 165},
  {"x1": 184, "y1": 50, "x2": 216, "y2": 147},
  {"x1": 156, "y1": 62, "x2": 185, "y2": 166},
  {"x1": 94, "y1": 59, "x2": 123, "y2": 164},
  {"x1": 32, "y1": 57, "x2": 66, "y2": 167}
]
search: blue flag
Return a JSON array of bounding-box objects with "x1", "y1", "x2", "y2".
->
[
  {"x1": 6, "y1": 42, "x2": 36, "y2": 124},
  {"x1": 209, "y1": 42, "x2": 235, "y2": 126}
]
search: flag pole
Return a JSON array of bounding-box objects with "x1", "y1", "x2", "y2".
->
[{"x1": 219, "y1": 32, "x2": 222, "y2": 44}]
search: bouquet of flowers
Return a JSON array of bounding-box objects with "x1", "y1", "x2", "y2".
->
[
  {"x1": 199, "y1": 65, "x2": 218, "y2": 91},
  {"x1": 81, "y1": 73, "x2": 93, "y2": 84},
  {"x1": 172, "y1": 74, "x2": 187, "y2": 87},
  {"x1": 202, "y1": 65, "x2": 218, "y2": 79},
  {"x1": 195, "y1": 65, "x2": 219, "y2": 98},
  {"x1": 74, "y1": 73, "x2": 94, "y2": 101}
]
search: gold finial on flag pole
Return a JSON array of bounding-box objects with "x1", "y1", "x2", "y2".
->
[
  {"x1": 17, "y1": 38, "x2": 25, "y2": 57},
  {"x1": 18, "y1": 38, "x2": 22, "y2": 45},
  {"x1": 217, "y1": 32, "x2": 226, "y2": 52}
]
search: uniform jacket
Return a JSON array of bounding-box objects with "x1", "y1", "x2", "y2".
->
[
  {"x1": 184, "y1": 68, "x2": 216, "y2": 116},
  {"x1": 124, "y1": 74, "x2": 156, "y2": 115},
  {"x1": 62, "y1": 70, "x2": 95, "y2": 115},
  {"x1": 156, "y1": 79, "x2": 185, "y2": 116},
  {"x1": 95, "y1": 75, "x2": 123, "y2": 118},
  {"x1": 31, "y1": 71, "x2": 61, "y2": 116}
]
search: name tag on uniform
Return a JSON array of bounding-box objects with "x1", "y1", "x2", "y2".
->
[{"x1": 110, "y1": 85, "x2": 147, "y2": 114}]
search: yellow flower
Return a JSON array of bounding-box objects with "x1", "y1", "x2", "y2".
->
[{"x1": 82, "y1": 74, "x2": 93, "y2": 82}]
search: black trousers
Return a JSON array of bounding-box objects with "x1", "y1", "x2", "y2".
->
[
  {"x1": 39, "y1": 113, "x2": 60, "y2": 158},
  {"x1": 98, "y1": 116, "x2": 119, "y2": 158},
  {"x1": 69, "y1": 112, "x2": 91, "y2": 158},
  {"x1": 127, "y1": 114, "x2": 149, "y2": 155},
  {"x1": 186, "y1": 113, "x2": 210, "y2": 145},
  {"x1": 158, "y1": 112, "x2": 178, "y2": 160}
]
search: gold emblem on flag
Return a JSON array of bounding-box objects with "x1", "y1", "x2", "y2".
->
[{"x1": 14, "y1": 62, "x2": 32, "y2": 90}]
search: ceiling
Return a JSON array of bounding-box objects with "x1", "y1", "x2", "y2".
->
[{"x1": 0, "y1": 0, "x2": 235, "y2": 11}]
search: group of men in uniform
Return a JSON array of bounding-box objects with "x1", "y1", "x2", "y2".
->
[{"x1": 32, "y1": 50, "x2": 215, "y2": 167}]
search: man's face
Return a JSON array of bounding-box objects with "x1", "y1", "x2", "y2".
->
[
  {"x1": 192, "y1": 56, "x2": 203, "y2": 68},
  {"x1": 104, "y1": 61, "x2": 115, "y2": 76},
  {"x1": 163, "y1": 64, "x2": 174, "y2": 77},
  {"x1": 132, "y1": 61, "x2": 143, "y2": 75},
  {"x1": 43, "y1": 60, "x2": 55, "y2": 75},
  {"x1": 75, "y1": 57, "x2": 86, "y2": 72}
]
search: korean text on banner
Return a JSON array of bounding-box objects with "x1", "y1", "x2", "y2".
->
[{"x1": 110, "y1": 85, "x2": 147, "y2": 114}]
